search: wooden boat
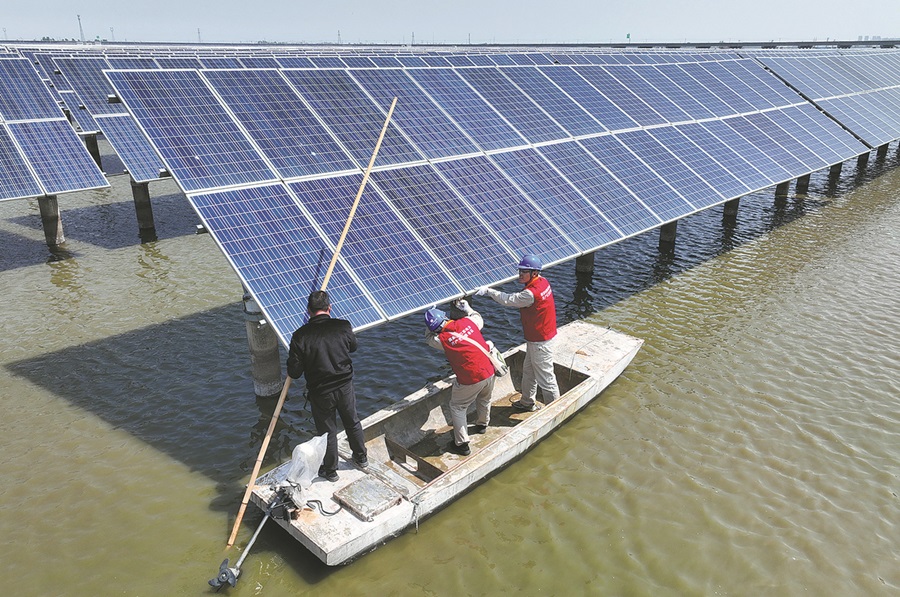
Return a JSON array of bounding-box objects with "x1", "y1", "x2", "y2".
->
[{"x1": 251, "y1": 320, "x2": 643, "y2": 565}]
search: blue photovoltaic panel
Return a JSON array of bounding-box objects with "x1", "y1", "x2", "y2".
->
[
  {"x1": 106, "y1": 69, "x2": 277, "y2": 192},
  {"x1": 789, "y1": 103, "x2": 868, "y2": 160},
  {"x1": 490, "y1": 148, "x2": 622, "y2": 251},
  {"x1": 94, "y1": 114, "x2": 166, "y2": 183},
  {"x1": 8, "y1": 119, "x2": 108, "y2": 194},
  {"x1": 573, "y1": 66, "x2": 668, "y2": 127},
  {"x1": 489, "y1": 55, "x2": 515, "y2": 67},
  {"x1": 582, "y1": 134, "x2": 696, "y2": 221},
  {"x1": 654, "y1": 63, "x2": 736, "y2": 118},
  {"x1": 275, "y1": 56, "x2": 316, "y2": 69},
  {"x1": 310, "y1": 56, "x2": 347, "y2": 69},
  {"x1": 371, "y1": 165, "x2": 514, "y2": 288},
  {"x1": 407, "y1": 68, "x2": 527, "y2": 151},
  {"x1": 739, "y1": 113, "x2": 811, "y2": 174},
  {"x1": 288, "y1": 175, "x2": 460, "y2": 316},
  {"x1": 371, "y1": 56, "x2": 404, "y2": 68},
  {"x1": 202, "y1": 69, "x2": 356, "y2": 179},
  {"x1": 434, "y1": 155, "x2": 576, "y2": 264},
  {"x1": 0, "y1": 58, "x2": 65, "y2": 121},
  {"x1": 200, "y1": 57, "x2": 243, "y2": 69},
  {"x1": 190, "y1": 183, "x2": 382, "y2": 339},
  {"x1": 0, "y1": 124, "x2": 43, "y2": 200},
  {"x1": 282, "y1": 69, "x2": 423, "y2": 168},
  {"x1": 600, "y1": 66, "x2": 693, "y2": 123},
  {"x1": 53, "y1": 57, "x2": 124, "y2": 116},
  {"x1": 636, "y1": 65, "x2": 717, "y2": 121},
  {"x1": 538, "y1": 66, "x2": 638, "y2": 132},
  {"x1": 499, "y1": 67, "x2": 605, "y2": 137},
  {"x1": 719, "y1": 59, "x2": 801, "y2": 107},
  {"x1": 107, "y1": 56, "x2": 158, "y2": 70},
  {"x1": 155, "y1": 57, "x2": 202, "y2": 69},
  {"x1": 698, "y1": 61, "x2": 776, "y2": 111},
  {"x1": 467, "y1": 55, "x2": 495, "y2": 67},
  {"x1": 819, "y1": 97, "x2": 890, "y2": 147},
  {"x1": 445, "y1": 55, "x2": 476, "y2": 67},
  {"x1": 422, "y1": 56, "x2": 452, "y2": 68},
  {"x1": 752, "y1": 110, "x2": 829, "y2": 172},
  {"x1": 538, "y1": 141, "x2": 660, "y2": 237},
  {"x1": 239, "y1": 56, "x2": 280, "y2": 69},
  {"x1": 701, "y1": 118, "x2": 791, "y2": 185},
  {"x1": 650, "y1": 125, "x2": 751, "y2": 201},
  {"x1": 456, "y1": 68, "x2": 569, "y2": 143},
  {"x1": 508, "y1": 54, "x2": 537, "y2": 65},
  {"x1": 36, "y1": 53, "x2": 72, "y2": 91},
  {"x1": 59, "y1": 90, "x2": 101, "y2": 133},
  {"x1": 641, "y1": 126, "x2": 749, "y2": 203},
  {"x1": 680, "y1": 62, "x2": 757, "y2": 115},
  {"x1": 350, "y1": 69, "x2": 479, "y2": 159},
  {"x1": 342, "y1": 56, "x2": 376, "y2": 69}
]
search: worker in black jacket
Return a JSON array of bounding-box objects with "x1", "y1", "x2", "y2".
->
[{"x1": 287, "y1": 290, "x2": 367, "y2": 482}]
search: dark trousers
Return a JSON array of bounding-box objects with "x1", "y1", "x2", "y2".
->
[{"x1": 309, "y1": 383, "x2": 367, "y2": 474}]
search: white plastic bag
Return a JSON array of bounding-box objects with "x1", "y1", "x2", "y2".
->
[{"x1": 285, "y1": 434, "x2": 327, "y2": 490}]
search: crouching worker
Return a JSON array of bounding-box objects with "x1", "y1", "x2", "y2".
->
[{"x1": 424, "y1": 299, "x2": 495, "y2": 456}]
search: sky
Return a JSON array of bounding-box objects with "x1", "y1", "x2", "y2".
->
[{"x1": 2, "y1": 0, "x2": 897, "y2": 45}]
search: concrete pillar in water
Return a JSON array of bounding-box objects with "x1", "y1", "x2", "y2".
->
[
  {"x1": 84, "y1": 133, "x2": 102, "y2": 170},
  {"x1": 130, "y1": 179, "x2": 157, "y2": 242},
  {"x1": 774, "y1": 181, "x2": 790, "y2": 198},
  {"x1": 575, "y1": 252, "x2": 595, "y2": 274},
  {"x1": 857, "y1": 152, "x2": 870, "y2": 171},
  {"x1": 829, "y1": 162, "x2": 843, "y2": 181},
  {"x1": 37, "y1": 195, "x2": 65, "y2": 247},
  {"x1": 243, "y1": 293, "x2": 283, "y2": 398},
  {"x1": 876, "y1": 143, "x2": 888, "y2": 159},
  {"x1": 796, "y1": 174, "x2": 811, "y2": 195},
  {"x1": 659, "y1": 220, "x2": 677, "y2": 252}
]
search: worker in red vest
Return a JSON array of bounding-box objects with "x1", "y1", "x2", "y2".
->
[
  {"x1": 425, "y1": 299, "x2": 496, "y2": 456},
  {"x1": 476, "y1": 254, "x2": 560, "y2": 411}
]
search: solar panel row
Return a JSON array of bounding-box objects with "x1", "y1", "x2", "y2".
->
[
  {"x1": 0, "y1": 57, "x2": 108, "y2": 201},
  {"x1": 104, "y1": 55, "x2": 877, "y2": 343}
]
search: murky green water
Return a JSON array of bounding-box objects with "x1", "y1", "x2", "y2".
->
[{"x1": 1, "y1": 145, "x2": 898, "y2": 596}]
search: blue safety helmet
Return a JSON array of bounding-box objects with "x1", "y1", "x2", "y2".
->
[
  {"x1": 518, "y1": 254, "x2": 542, "y2": 272},
  {"x1": 424, "y1": 307, "x2": 447, "y2": 332}
]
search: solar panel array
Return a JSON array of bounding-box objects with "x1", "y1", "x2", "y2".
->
[
  {"x1": 0, "y1": 57, "x2": 108, "y2": 201},
  {"x1": 100, "y1": 50, "x2": 885, "y2": 344},
  {"x1": 754, "y1": 51, "x2": 900, "y2": 147}
]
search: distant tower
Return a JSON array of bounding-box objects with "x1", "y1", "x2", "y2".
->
[
  {"x1": 338, "y1": 30, "x2": 342, "y2": 44},
  {"x1": 77, "y1": 14, "x2": 85, "y2": 43},
  {"x1": 110, "y1": 27, "x2": 115, "y2": 42},
  {"x1": 197, "y1": 28, "x2": 202, "y2": 43}
]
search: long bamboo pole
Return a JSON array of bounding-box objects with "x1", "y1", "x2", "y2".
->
[
  {"x1": 321, "y1": 96, "x2": 398, "y2": 290},
  {"x1": 226, "y1": 97, "x2": 398, "y2": 548}
]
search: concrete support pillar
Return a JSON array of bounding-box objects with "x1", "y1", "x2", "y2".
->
[
  {"x1": 829, "y1": 162, "x2": 843, "y2": 181},
  {"x1": 243, "y1": 293, "x2": 283, "y2": 398},
  {"x1": 774, "y1": 181, "x2": 790, "y2": 198},
  {"x1": 130, "y1": 179, "x2": 157, "y2": 242},
  {"x1": 857, "y1": 152, "x2": 870, "y2": 171},
  {"x1": 84, "y1": 134, "x2": 102, "y2": 170},
  {"x1": 659, "y1": 220, "x2": 677, "y2": 252},
  {"x1": 37, "y1": 195, "x2": 65, "y2": 247},
  {"x1": 575, "y1": 252, "x2": 595, "y2": 274},
  {"x1": 722, "y1": 197, "x2": 741, "y2": 224},
  {"x1": 795, "y1": 174, "x2": 811, "y2": 195},
  {"x1": 876, "y1": 144, "x2": 889, "y2": 159}
]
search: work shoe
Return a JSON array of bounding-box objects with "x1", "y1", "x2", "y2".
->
[
  {"x1": 318, "y1": 467, "x2": 339, "y2": 482},
  {"x1": 448, "y1": 442, "x2": 471, "y2": 456},
  {"x1": 472, "y1": 424, "x2": 488, "y2": 434},
  {"x1": 353, "y1": 454, "x2": 369, "y2": 469},
  {"x1": 511, "y1": 399, "x2": 538, "y2": 412}
]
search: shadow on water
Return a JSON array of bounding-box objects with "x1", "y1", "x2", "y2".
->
[{"x1": 6, "y1": 190, "x2": 199, "y2": 254}]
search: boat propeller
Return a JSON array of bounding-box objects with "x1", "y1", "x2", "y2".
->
[{"x1": 208, "y1": 558, "x2": 239, "y2": 590}]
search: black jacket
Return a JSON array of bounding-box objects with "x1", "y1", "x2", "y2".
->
[{"x1": 286, "y1": 314, "x2": 357, "y2": 395}]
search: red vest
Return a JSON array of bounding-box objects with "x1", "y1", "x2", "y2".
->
[
  {"x1": 520, "y1": 276, "x2": 557, "y2": 342},
  {"x1": 438, "y1": 318, "x2": 495, "y2": 385}
]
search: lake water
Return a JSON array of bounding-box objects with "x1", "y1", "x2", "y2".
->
[{"x1": 1, "y1": 144, "x2": 898, "y2": 596}]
